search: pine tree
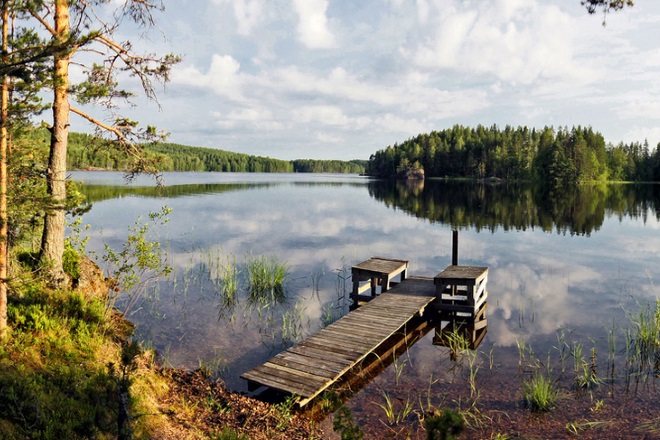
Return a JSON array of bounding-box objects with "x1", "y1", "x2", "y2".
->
[{"x1": 13, "y1": 1, "x2": 180, "y2": 283}]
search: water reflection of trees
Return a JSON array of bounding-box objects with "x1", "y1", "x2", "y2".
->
[
  {"x1": 367, "y1": 180, "x2": 660, "y2": 235},
  {"x1": 79, "y1": 181, "x2": 367, "y2": 203}
]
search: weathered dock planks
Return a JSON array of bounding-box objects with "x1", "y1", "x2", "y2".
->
[{"x1": 240, "y1": 276, "x2": 436, "y2": 406}]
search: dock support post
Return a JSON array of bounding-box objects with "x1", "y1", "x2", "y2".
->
[{"x1": 452, "y1": 230, "x2": 458, "y2": 266}]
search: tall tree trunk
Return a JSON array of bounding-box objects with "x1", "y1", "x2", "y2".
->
[
  {"x1": 0, "y1": 0, "x2": 9, "y2": 336},
  {"x1": 40, "y1": 0, "x2": 70, "y2": 284}
]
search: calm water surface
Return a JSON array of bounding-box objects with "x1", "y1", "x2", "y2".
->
[{"x1": 71, "y1": 172, "x2": 659, "y2": 412}]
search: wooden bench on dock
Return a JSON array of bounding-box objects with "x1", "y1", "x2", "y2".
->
[
  {"x1": 351, "y1": 257, "x2": 409, "y2": 307},
  {"x1": 434, "y1": 265, "x2": 488, "y2": 318}
]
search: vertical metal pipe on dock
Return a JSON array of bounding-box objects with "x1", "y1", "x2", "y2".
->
[{"x1": 452, "y1": 230, "x2": 458, "y2": 266}]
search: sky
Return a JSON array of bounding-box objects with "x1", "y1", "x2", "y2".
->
[{"x1": 87, "y1": 0, "x2": 660, "y2": 161}]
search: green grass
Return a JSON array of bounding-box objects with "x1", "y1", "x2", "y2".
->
[
  {"x1": 1, "y1": 282, "x2": 119, "y2": 439},
  {"x1": 212, "y1": 427, "x2": 250, "y2": 439},
  {"x1": 1, "y1": 250, "x2": 172, "y2": 440},
  {"x1": 219, "y1": 256, "x2": 239, "y2": 308},
  {"x1": 521, "y1": 372, "x2": 558, "y2": 412},
  {"x1": 246, "y1": 255, "x2": 288, "y2": 304},
  {"x1": 374, "y1": 391, "x2": 414, "y2": 426},
  {"x1": 627, "y1": 300, "x2": 660, "y2": 373}
]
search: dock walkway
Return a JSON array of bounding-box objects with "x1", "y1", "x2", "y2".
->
[{"x1": 240, "y1": 276, "x2": 436, "y2": 406}]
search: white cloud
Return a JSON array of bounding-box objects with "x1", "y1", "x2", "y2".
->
[
  {"x1": 172, "y1": 54, "x2": 244, "y2": 100},
  {"x1": 406, "y1": 0, "x2": 595, "y2": 85},
  {"x1": 292, "y1": 105, "x2": 349, "y2": 126},
  {"x1": 291, "y1": 0, "x2": 337, "y2": 49},
  {"x1": 214, "y1": 0, "x2": 266, "y2": 35},
  {"x1": 212, "y1": 107, "x2": 284, "y2": 131}
]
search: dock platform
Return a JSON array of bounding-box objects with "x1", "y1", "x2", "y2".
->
[{"x1": 240, "y1": 276, "x2": 436, "y2": 406}]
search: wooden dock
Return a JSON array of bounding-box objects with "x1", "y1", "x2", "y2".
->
[{"x1": 240, "y1": 276, "x2": 437, "y2": 406}]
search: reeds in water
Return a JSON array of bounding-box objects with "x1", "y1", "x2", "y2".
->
[
  {"x1": 246, "y1": 255, "x2": 288, "y2": 304},
  {"x1": 521, "y1": 372, "x2": 558, "y2": 412},
  {"x1": 624, "y1": 299, "x2": 660, "y2": 388}
]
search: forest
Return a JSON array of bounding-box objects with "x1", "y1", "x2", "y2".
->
[
  {"x1": 34, "y1": 130, "x2": 367, "y2": 174},
  {"x1": 366, "y1": 124, "x2": 660, "y2": 184}
]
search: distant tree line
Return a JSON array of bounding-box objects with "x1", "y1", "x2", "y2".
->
[
  {"x1": 19, "y1": 129, "x2": 365, "y2": 174},
  {"x1": 366, "y1": 125, "x2": 660, "y2": 184},
  {"x1": 291, "y1": 159, "x2": 367, "y2": 173}
]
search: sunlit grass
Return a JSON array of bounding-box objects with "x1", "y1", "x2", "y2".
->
[
  {"x1": 626, "y1": 299, "x2": 660, "y2": 373},
  {"x1": 521, "y1": 372, "x2": 558, "y2": 412},
  {"x1": 246, "y1": 255, "x2": 288, "y2": 304},
  {"x1": 219, "y1": 256, "x2": 239, "y2": 308}
]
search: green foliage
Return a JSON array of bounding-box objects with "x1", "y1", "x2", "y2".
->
[
  {"x1": 219, "y1": 256, "x2": 239, "y2": 309},
  {"x1": 424, "y1": 408, "x2": 465, "y2": 440},
  {"x1": 273, "y1": 395, "x2": 297, "y2": 431},
  {"x1": 367, "y1": 124, "x2": 660, "y2": 183},
  {"x1": 62, "y1": 245, "x2": 82, "y2": 279},
  {"x1": 211, "y1": 427, "x2": 250, "y2": 440},
  {"x1": 292, "y1": 158, "x2": 366, "y2": 174},
  {"x1": 521, "y1": 372, "x2": 558, "y2": 412},
  {"x1": 246, "y1": 255, "x2": 288, "y2": 305},
  {"x1": 102, "y1": 206, "x2": 173, "y2": 315},
  {"x1": 1, "y1": 279, "x2": 117, "y2": 439},
  {"x1": 62, "y1": 218, "x2": 91, "y2": 280},
  {"x1": 571, "y1": 342, "x2": 602, "y2": 390},
  {"x1": 58, "y1": 128, "x2": 367, "y2": 173},
  {"x1": 375, "y1": 391, "x2": 414, "y2": 426},
  {"x1": 625, "y1": 299, "x2": 660, "y2": 378},
  {"x1": 6, "y1": 131, "x2": 49, "y2": 249},
  {"x1": 332, "y1": 405, "x2": 364, "y2": 440}
]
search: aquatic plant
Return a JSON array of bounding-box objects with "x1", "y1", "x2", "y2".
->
[
  {"x1": 439, "y1": 325, "x2": 471, "y2": 362},
  {"x1": 571, "y1": 341, "x2": 602, "y2": 390},
  {"x1": 334, "y1": 260, "x2": 351, "y2": 307},
  {"x1": 246, "y1": 255, "x2": 288, "y2": 304},
  {"x1": 424, "y1": 408, "x2": 465, "y2": 440},
  {"x1": 316, "y1": 390, "x2": 343, "y2": 414},
  {"x1": 636, "y1": 416, "x2": 660, "y2": 436},
  {"x1": 281, "y1": 301, "x2": 306, "y2": 346},
  {"x1": 219, "y1": 256, "x2": 239, "y2": 308},
  {"x1": 391, "y1": 352, "x2": 409, "y2": 386},
  {"x1": 321, "y1": 302, "x2": 340, "y2": 327},
  {"x1": 565, "y1": 420, "x2": 615, "y2": 436},
  {"x1": 375, "y1": 391, "x2": 414, "y2": 426},
  {"x1": 521, "y1": 371, "x2": 558, "y2": 412},
  {"x1": 333, "y1": 405, "x2": 365, "y2": 440},
  {"x1": 626, "y1": 299, "x2": 660, "y2": 375},
  {"x1": 309, "y1": 268, "x2": 325, "y2": 300}
]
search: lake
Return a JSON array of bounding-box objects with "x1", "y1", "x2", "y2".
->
[{"x1": 72, "y1": 171, "x2": 659, "y2": 438}]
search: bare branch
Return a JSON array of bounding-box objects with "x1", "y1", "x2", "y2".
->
[{"x1": 28, "y1": 7, "x2": 56, "y2": 36}]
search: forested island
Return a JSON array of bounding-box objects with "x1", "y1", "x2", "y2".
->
[{"x1": 366, "y1": 124, "x2": 660, "y2": 184}]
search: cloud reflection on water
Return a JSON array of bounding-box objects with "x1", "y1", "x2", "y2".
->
[{"x1": 72, "y1": 172, "x2": 660, "y2": 392}]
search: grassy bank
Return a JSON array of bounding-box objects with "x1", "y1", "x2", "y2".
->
[{"x1": 0, "y1": 251, "x2": 318, "y2": 439}]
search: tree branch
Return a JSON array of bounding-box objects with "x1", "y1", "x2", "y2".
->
[
  {"x1": 69, "y1": 105, "x2": 141, "y2": 159},
  {"x1": 28, "y1": 8, "x2": 56, "y2": 36}
]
